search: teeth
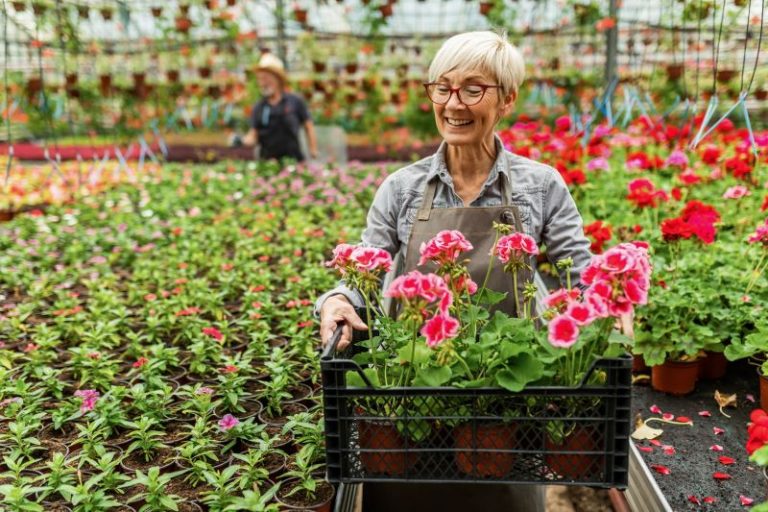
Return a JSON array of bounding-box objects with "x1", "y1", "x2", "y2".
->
[{"x1": 446, "y1": 118, "x2": 472, "y2": 126}]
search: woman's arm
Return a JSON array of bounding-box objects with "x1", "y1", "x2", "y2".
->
[{"x1": 541, "y1": 169, "x2": 593, "y2": 288}]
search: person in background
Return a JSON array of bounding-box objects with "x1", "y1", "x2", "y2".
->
[{"x1": 243, "y1": 53, "x2": 318, "y2": 162}]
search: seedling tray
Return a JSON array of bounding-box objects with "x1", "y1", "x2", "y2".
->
[{"x1": 321, "y1": 327, "x2": 632, "y2": 488}]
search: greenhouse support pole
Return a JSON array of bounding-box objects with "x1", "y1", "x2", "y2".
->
[
  {"x1": 605, "y1": 0, "x2": 619, "y2": 84},
  {"x1": 275, "y1": 0, "x2": 288, "y2": 69}
]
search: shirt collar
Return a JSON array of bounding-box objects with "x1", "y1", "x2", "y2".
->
[{"x1": 427, "y1": 134, "x2": 509, "y2": 189}]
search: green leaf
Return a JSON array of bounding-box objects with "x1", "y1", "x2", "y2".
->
[
  {"x1": 415, "y1": 366, "x2": 452, "y2": 387},
  {"x1": 397, "y1": 342, "x2": 430, "y2": 365},
  {"x1": 345, "y1": 368, "x2": 380, "y2": 388},
  {"x1": 749, "y1": 444, "x2": 768, "y2": 466},
  {"x1": 475, "y1": 288, "x2": 507, "y2": 306},
  {"x1": 495, "y1": 353, "x2": 544, "y2": 392}
]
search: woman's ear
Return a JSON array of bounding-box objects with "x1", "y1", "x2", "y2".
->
[{"x1": 500, "y1": 90, "x2": 517, "y2": 117}]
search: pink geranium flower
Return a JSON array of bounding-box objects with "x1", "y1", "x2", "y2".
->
[
  {"x1": 722, "y1": 185, "x2": 751, "y2": 199},
  {"x1": 747, "y1": 218, "x2": 768, "y2": 246},
  {"x1": 548, "y1": 315, "x2": 580, "y2": 348},
  {"x1": 418, "y1": 230, "x2": 474, "y2": 266},
  {"x1": 74, "y1": 389, "x2": 100, "y2": 412},
  {"x1": 664, "y1": 149, "x2": 689, "y2": 169},
  {"x1": 421, "y1": 313, "x2": 460, "y2": 348},
  {"x1": 494, "y1": 232, "x2": 539, "y2": 264},
  {"x1": 386, "y1": 270, "x2": 454, "y2": 314},
  {"x1": 218, "y1": 414, "x2": 239, "y2": 431},
  {"x1": 565, "y1": 302, "x2": 595, "y2": 326}
]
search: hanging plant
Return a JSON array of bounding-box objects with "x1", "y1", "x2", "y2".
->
[
  {"x1": 76, "y1": 5, "x2": 89, "y2": 19},
  {"x1": 227, "y1": 0, "x2": 237, "y2": 5},
  {"x1": 479, "y1": 1, "x2": 493, "y2": 15},
  {"x1": 293, "y1": 7, "x2": 308, "y2": 24},
  {"x1": 175, "y1": 16, "x2": 193, "y2": 34},
  {"x1": 100, "y1": 6, "x2": 114, "y2": 20},
  {"x1": 378, "y1": 3, "x2": 393, "y2": 17},
  {"x1": 179, "y1": 3, "x2": 191, "y2": 16},
  {"x1": 32, "y1": 2, "x2": 48, "y2": 15},
  {"x1": 198, "y1": 66, "x2": 212, "y2": 78},
  {"x1": 205, "y1": 0, "x2": 219, "y2": 9},
  {"x1": 166, "y1": 69, "x2": 180, "y2": 83},
  {"x1": 12, "y1": 1, "x2": 26, "y2": 12},
  {"x1": 151, "y1": 6, "x2": 163, "y2": 18}
]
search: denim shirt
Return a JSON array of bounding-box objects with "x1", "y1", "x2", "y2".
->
[{"x1": 315, "y1": 136, "x2": 593, "y2": 313}]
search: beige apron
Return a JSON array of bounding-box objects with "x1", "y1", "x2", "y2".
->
[
  {"x1": 403, "y1": 175, "x2": 534, "y2": 318},
  {"x1": 370, "y1": 174, "x2": 545, "y2": 512}
]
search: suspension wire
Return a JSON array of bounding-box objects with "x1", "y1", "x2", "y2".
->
[
  {"x1": 711, "y1": 0, "x2": 726, "y2": 94},
  {"x1": 2, "y1": 0, "x2": 14, "y2": 188},
  {"x1": 739, "y1": 0, "x2": 753, "y2": 92},
  {"x1": 742, "y1": 0, "x2": 765, "y2": 93},
  {"x1": 694, "y1": 0, "x2": 703, "y2": 99}
]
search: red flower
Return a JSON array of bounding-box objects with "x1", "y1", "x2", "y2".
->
[
  {"x1": 700, "y1": 145, "x2": 722, "y2": 165},
  {"x1": 175, "y1": 307, "x2": 201, "y2": 317},
  {"x1": 670, "y1": 187, "x2": 683, "y2": 201},
  {"x1": 747, "y1": 409, "x2": 768, "y2": 455},
  {"x1": 724, "y1": 154, "x2": 753, "y2": 180},
  {"x1": 627, "y1": 178, "x2": 668, "y2": 208},
  {"x1": 761, "y1": 194, "x2": 768, "y2": 212},
  {"x1": 133, "y1": 357, "x2": 149, "y2": 368},
  {"x1": 202, "y1": 326, "x2": 223, "y2": 342},
  {"x1": 661, "y1": 217, "x2": 693, "y2": 242},
  {"x1": 584, "y1": 220, "x2": 613, "y2": 254},
  {"x1": 220, "y1": 365, "x2": 238, "y2": 374}
]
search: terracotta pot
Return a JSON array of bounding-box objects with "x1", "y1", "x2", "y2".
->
[
  {"x1": 716, "y1": 69, "x2": 737, "y2": 84},
  {"x1": 0, "y1": 210, "x2": 15, "y2": 222},
  {"x1": 756, "y1": 89, "x2": 767, "y2": 100},
  {"x1": 276, "y1": 478, "x2": 335, "y2": 512},
  {"x1": 358, "y1": 419, "x2": 417, "y2": 476},
  {"x1": 632, "y1": 354, "x2": 649, "y2": 373},
  {"x1": 454, "y1": 423, "x2": 516, "y2": 478},
  {"x1": 100, "y1": 8, "x2": 113, "y2": 20},
  {"x1": 651, "y1": 359, "x2": 699, "y2": 396},
  {"x1": 99, "y1": 75, "x2": 112, "y2": 95},
  {"x1": 378, "y1": 4, "x2": 393, "y2": 16},
  {"x1": 198, "y1": 67, "x2": 212, "y2": 79},
  {"x1": 151, "y1": 7, "x2": 163, "y2": 17},
  {"x1": 293, "y1": 8, "x2": 308, "y2": 23},
  {"x1": 479, "y1": 1, "x2": 493, "y2": 15},
  {"x1": 345, "y1": 63, "x2": 358, "y2": 74},
  {"x1": 760, "y1": 372, "x2": 768, "y2": 413},
  {"x1": 698, "y1": 351, "x2": 728, "y2": 381},
  {"x1": 665, "y1": 64, "x2": 684, "y2": 81},
  {"x1": 166, "y1": 70, "x2": 180, "y2": 83},
  {"x1": 545, "y1": 427, "x2": 602, "y2": 480},
  {"x1": 312, "y1": 62, "x2": 327, "y2": 74}
]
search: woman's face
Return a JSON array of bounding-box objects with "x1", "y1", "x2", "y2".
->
[{"x1": 431, "y1": 69, "x2": 516, "y2": 147}]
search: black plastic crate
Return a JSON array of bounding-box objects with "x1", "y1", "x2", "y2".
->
[{"x1": 321, "y1": 326, "x2": 632, "y2": 488}]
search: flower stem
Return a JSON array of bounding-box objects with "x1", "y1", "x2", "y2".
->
[
  {"x1": 512, "y1": 271, "x2": 521, "y2": 318},
  {"x1": 454, "y1": 353, "x2": 475, "y2": 382}
]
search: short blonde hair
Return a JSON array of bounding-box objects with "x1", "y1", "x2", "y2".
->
[{"x1": 428, "y1": 31, "x2": 525, "y2": 99}]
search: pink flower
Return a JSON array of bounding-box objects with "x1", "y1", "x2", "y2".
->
[
  {"x1": 548, "y1": 315, "x2": 580, "y2": 348},
  {"x1": 202, "y1": 326, "x2": 223, "y2": 342},
  {"x1": 350, "y1": 247, "x2": 392, "y2": 273},
  {"x1": 386, "y1": 270, "x2": 453, "y2": 314},
  {"x1": 665, "y1": 149, "x2": 689, "y2": 169},
  {"x1": 723, "y1": 185, "x2": 751, "y2": 199},
  {"x1": 587, "y1": 157, "x2": 610, "y2": 172},
  {"x1": 218, "y1": 414, "x2": 239, "y2": 431},
  {"x1": 195, "y1": 387, "x2": 214, "y2": 395},
  {"x1": 747, "y1": 219, "x2": 768, "y2": 246},
  {"x1": 220, "y1": 365, "x2": 238, "y2": 374},
  {"x1": 418, "y1": 230, "x2": 474, "y2": 266},
  {"x1": 74, "y1": 389, "x2": 100, "y2": 413},
  {"x1": 565, "y1": 302, "x2": 595, "y2": 326},
  {"x1": 494, "y1": 232, "x2": 539, "y2": 264},
  {"x1": 327, "y1": 243, "x2": 356, "y2": 269},
  {"x1": 132, "y1": 357, "x2": 149, "y2": 368},
  {"x1": 421, "y1": 313, "x2": 460, "y2": 348},
  {"x1": 542, "y1": 288, "x2": 581, "y2": 310},
  {"x1": 453, "y1": 274, "x2": 478, "y2": 295}
]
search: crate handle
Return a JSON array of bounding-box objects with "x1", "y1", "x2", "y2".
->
[{"x1": 321, "y1": 325, "x2": 345, "y2": 361}]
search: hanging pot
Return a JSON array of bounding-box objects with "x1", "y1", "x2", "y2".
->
[
  {"x1": 698, "y1": 350, "x2": 728, "y2": 381},
  {"x1": 357, "y1": 419, "x2": 418, "y2": 476},
  {"x1": 378, "y1": 4, "x2": 393, "y2": 16},
  {"x1": 454, "y1": 422, "x2": 516, "y2": 478},
  {"x1": 755, "y1": 89, "x2": 768, "y2": 100},
  {"x1": 716, "y1": 69, "x2": 737, "y2": 84},
  {"x1": 479, "y1": 1, "x2": 493, "y2": 15},
  {"x1": 175, "y1": 16, "x2": 192, "y2": 33},
  {"x1": 198, "y1": 66, "x2": 212, "y2": 79},
  {"x1": 665, "y1": 64, "x2": 684, "y2": 81},
  {"x1": 166, "y1": 70, "x2": 180, "y2": 83},
  {"x1": 99, "y1": 75, "x2": 112, "y2": 95},
  {"x1": 651, "y1": 359, "x2": 699, "y2": 396},
  {"x1": 76, "y1": 5, "x2": 89, "y2": 19},
  {"x1": 312, "y1": 61, "x2": 327, "y2": 73},
  {"x1": 100, "y1": 7, "x2": 114, "y2": 20},
  {"x1": 293, "y1": 8, "x2": 308, "y2": 23},
  {"x1": 12, "y1": 2, "x2": 26, "y2": 12},
  {"x1": 151, "y1": 6, "x2": 163, "y2": 18},
  {"x1": 345, "y1": 63, "x2": 358, "y2": 74}
]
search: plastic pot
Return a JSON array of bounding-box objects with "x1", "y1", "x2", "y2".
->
[
  {"x1": 698, "y1": 351, "x2": 728, "y2": 381},
  {"x1": 454, "y1": 422, "x2": 516, "y2": 478},
  {"x1": 545, "y1": 427, "x2": 602, "y2": 480},
  {"x1": 651, "y1": 359, "x2": 699, "y2": 396},
  {"x1": 357, "y1": 419, "x2": 418, "y2": 476},
  {"x1": 275, "y1": 478, "x2": 335, "y2": 512},
  {"x1": 632, "y1": 354, "x2": 649, "y2": 374}
]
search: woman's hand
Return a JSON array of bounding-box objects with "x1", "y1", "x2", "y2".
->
[{"x1": 319, "y1": 295, "x2": 368, "y2": 350}]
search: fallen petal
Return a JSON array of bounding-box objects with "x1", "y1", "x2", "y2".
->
[
  {"x1": 662, "y1": 445, "x2": 676, "y2": 455},
  {"x1": 650, "y1": 404, "x2": 662, "y2": 414},
  {"x1": 651, "y1": 464, "x2": 671, "y2": 475},
  {"x1": 740, "y1": 495, "x2": 754, "y2": 506},
  {"x1": 637, "y1": 446, "x2": 653, "y2": 453},
  {"x1": 687, "y1": 495, "x2": 701, "y2": 505},
  {"x1": 718, "y1": 456, "x2": 736, "y2": 465},
  {"x1": 662, "y1": 412, "x2": 674, "y2": 421},
  {"x1": 676, "y1": 416, "x2": 692, "y2": 424},
  {"x1": 710, "y1": 444, "x2": 724, "y2": 452},
  {"x1": 746, "y1": 394, "x2": 755, "y2": 403},
  {"x1": 712, "y1": 472, "x2": 731, "y2": 480},
  {"x1": 713, "y1": 427, "x2": 725, "y2": 435},
  {"x1": 698, "y1": 410, "x2": 712, "y2": 417},
  {"x1": 703, "y1": 497, "x2": 716, "y2": 504},
  {"x1": 649, "y1": 439, "x2": 662, "y2": 447}
]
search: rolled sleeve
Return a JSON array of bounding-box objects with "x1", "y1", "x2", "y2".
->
[
  {"x1": 541, "y1": 169, "x2": 593, "y2": 288},
  {"x1": 314, "y1": 175, "x2": 401, "y2": 316}
]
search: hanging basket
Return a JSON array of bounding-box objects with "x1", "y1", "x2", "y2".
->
[
  {"x1": 11, "y1": 2, "x2": 26, "y2": 12},
  {"x1": 100, "y1": 7, "x2": 114, "y2": 20},
  {"x1": 151, "y1": 6, "x2": 163, "y2": 18},
  {"x1": 76, "y1": 5, "x2": 90, "y2": 19},
  {"x1": 479, "y1": 1, "x2": 493, "y2": 15},
  {"x1": 293, "y1": 8, "x2": 308, "y2": 23}
]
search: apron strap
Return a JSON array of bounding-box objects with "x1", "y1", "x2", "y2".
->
[{"x1": 417, "y1": 178, "x2": 438, "y2": 221}]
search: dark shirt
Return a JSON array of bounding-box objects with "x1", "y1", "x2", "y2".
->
[{"x1": 250, "y1": 93, "x2": 311, "y2": 162}]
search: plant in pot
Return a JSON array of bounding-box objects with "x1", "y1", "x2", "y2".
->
[
  {"x1": 276, "y1": 446, "x2": 335, "y2": 512},
  {"x1": 747, "y1": 409, "x2": 768, "y2": 507},
  {"x1": 59, "y1": 473, "x2": 122, "y2": 512},
  {"x1": 122, "y1": 417, "x2": 174, "y2": 471},
  {"x1": 78, "y1": 446, "x2": 130, "y2": 493},
  {"x1": 222, "y1": 483, "x2": 281, "y2": 511},
  {"x1": 122, "y1": 466, "x2": 187, "y2": 512},
  {"x1": 0, "y1": 481, "x2": 47, "y2": 512},
  {"x1": 232, "y1": 441, "x2": 287, "y2": 489},
  {"x1": 200, "y1": 465, "x2": 241, "y2": 512},
  {"x1": 537, "y1": 242, "x2": 651, "y2": 479}
]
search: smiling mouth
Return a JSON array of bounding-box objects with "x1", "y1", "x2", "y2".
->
[{"x1": 446, "y1": 118, "x2": 473, "y2": 127}]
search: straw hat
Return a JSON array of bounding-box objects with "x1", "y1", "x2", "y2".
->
[{"x1": 256, "y1": 53, "x2": 287, "y2": 84}]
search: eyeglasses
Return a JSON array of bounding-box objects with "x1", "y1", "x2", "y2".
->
[{"x1": 423, "y1": 82, "x2": 502, "y2": 106}]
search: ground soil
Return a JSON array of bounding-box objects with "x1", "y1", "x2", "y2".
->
[
  {"x1": 632, "y1": 359, "x2": 764, "y2": 510},
  {"x1": 121, "y1": 446, "x2": 175, "y2": 472},
  {"x1": 277, "y1": 479, "x2": 335, "y2": 508},
  {"x1": 165, "y1": 476, "x2": 212, "y2": 502}
]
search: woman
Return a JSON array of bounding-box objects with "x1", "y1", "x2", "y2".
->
[{"x1": 316, "y1": 31, "x2": 593, "y2": 511}]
